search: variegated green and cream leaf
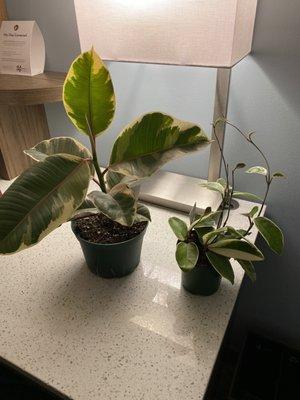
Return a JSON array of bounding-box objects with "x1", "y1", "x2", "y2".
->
[
  {"x1": 206, "y1": 251, "x2": 234, "y2": 284},
  {"x1": 254, "y1": 216, "x2": 284, "y2": 254},
  {"x1": 176, "y1": 242, "x2": 199, "y2": 272},
  {"x1": 24, "y1": 137, "x2": 94, "y2": 175},
  {"x1": 108, "y1": 112, "x2": 210, "y2": 180},
  {"x1": 134, "y1": 203, "x2": 151, "y2": 223},
  {"x1": 88, "y1": 184, "x2": 137, "y2": 227},
  {"x1": 63, "y1": 48, "x2": 115, "y2": 137},
  {"x1": 233, "y1": 191, "x2": 262, "y2": 202},
  {"x1": 200, "y1": 181, "x2": 225, "y2": 197},
  {"x1": 195, "y1": 226, "x2": 214, "y2": 244},
  {"x1": 208, "y1": 239, "x2": 264, "y2": 261},
  {"x1": 237, "y1": 259, "x2": 256, "y2": 282},
  {"x1": 71, "y1": 199, "x2": 99, "y2": 220},
  {"x1": 0, "y1": 154, "x2": 91, "y2": 254}
]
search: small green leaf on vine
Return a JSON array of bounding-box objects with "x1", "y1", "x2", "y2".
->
[
  {"x1": 235, "y1": 163, "x2": 246, "y2": 169},
  {"x1": 272, "y1": 171, "x2": 286, "y2": 179}
]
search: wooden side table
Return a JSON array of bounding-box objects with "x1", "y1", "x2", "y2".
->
[{"x1": 0, "y1": 72, "x2": 65, "y2": 179}]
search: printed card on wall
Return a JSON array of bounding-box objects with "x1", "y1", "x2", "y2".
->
[{"x1": 0, "y1": 21, "x2": 45, "y2": 76}]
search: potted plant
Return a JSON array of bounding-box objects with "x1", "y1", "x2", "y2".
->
[
  {"x1": 0, "y1": 48, "x2": 211, "y2": 278},
  {"x1": 169, "y1": 119, "x2": 285, "y2": 295}
]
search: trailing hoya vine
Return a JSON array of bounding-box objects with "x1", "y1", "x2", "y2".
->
[{"x1": 169, "y1": 118, "x2": 285, "y2": 284}]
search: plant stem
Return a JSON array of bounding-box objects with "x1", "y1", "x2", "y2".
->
[
  {"x1": 223, "y1": 120, "x2": 274, "y2": 235},
  {"x1": 211, "y1": 122, "x2": 230, "y2": 228},
  {"x1": 102, "y1": 167, "x2": 108, "y2": 176},
  {"x1": 213, "y1": 119, "x2": 273, "y2": 235},
  {"x1": 244, "y1": 180, "x2": 271, "y2": 236},
  {"x1": 90, "y1": 136, "x2": 107, "y2": 193},
  {"x1": 85, "y1": 115, "x2": 107, "y2": 193},
  {"x1": 223, "y1": 168, "x2": 235, "y2": 227},
  {"x1": 93, "y1": 177, "x2": 101, "y2": 187},
  {"x1": 225, "y1": 120, "x2": 271, "y2": 182}
]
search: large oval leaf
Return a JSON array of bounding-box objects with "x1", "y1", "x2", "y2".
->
[
  {"x1": 206, "y1": 251, "x2": 234, "y2": 284},
  {"x1": 175, "y1": 242, "x2": 199, "y2": 272},
  {"x1": 24, "y1": 137, "x2": 94, "y2": 175},
  {"x1": 88, "y1": 184, "x2": 137, "y2": 227},
  {"x1": 192, "y1": 211, "x2": 222, "y2": 228},
  {"x1": 134, "y1": 203, "x2": 151, "y2": 223},
  {"x1": 233, "y1": 191, "x2": 262, "y2": 202},
  {"x1": 236, "y1": 259, "x2": 256, "y2": 282},
  {"x1": 0, "y1": 155, "x2": 91, "y2": 254},
  {"x1": 202, "y1": 227, "x2": 228, "y2": 244},
  {"x1": 254, "y1": 216, "x2": 284, "y2": 254},
  {"x1": 200, "y1": 182, "x2": 225, "y2": 196},
  {"x1": 108, "y1": 112, "x2": 210, "y2": 179},
  {"x1": 168, "y1": 217, "x2": 188, "y2": 241},
  {"x1": 24, "y1": 137, "x2": 92, "y2": 161},
  {"x1": 63, "y1": 48, "x2": 115, "y2": 136},
  {"x1": 208, "y1": 239, "x2": 264, "y2": 261}
]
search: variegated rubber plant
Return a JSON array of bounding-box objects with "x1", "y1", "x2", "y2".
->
[
  {"x1": 169, "y1": 119, "x2": 285, "y2": 284},
  {"x1": 0, "y1": 48, "x2": 211, "y2": 254}
]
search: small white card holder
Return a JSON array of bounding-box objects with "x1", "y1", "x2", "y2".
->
[{"x1": 0, "y1": 21, "x2": 45, "y2": 76}]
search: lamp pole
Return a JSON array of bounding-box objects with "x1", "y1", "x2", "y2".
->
[{"x1": 208, "y1": 67, "x2": 231, "y2": 182}]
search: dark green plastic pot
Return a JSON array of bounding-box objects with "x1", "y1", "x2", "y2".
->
[
  {"x1": 71, "y1": 221, "x2": 148, "y2": 278},
  {"x1": 182, "y1": 261, "x2": 221, "y2": 296}
]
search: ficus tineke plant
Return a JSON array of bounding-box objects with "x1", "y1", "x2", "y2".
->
[
  {"x1": 0, "y1": 48, "x2": 211, "y2": 254},
  {"x1": 169, "y1": 118, "x2": 285, "y2": 284}
]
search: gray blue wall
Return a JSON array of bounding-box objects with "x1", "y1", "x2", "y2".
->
[{"x1": 7, "y1": 0, "x2": 300, "y2": 347}]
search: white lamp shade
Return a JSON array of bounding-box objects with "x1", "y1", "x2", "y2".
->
[{"x1": 74, "y1": 0, "x2": 257, "y2": 68}]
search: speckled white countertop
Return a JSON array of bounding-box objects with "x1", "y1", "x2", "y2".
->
[{"x1": 0, "y1": 179, "x2": 263, "y2": 400}]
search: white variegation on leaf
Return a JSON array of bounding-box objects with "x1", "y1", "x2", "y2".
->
[
  {"x1": 135, "y1": 203, "x2": 151, "y2": 223},
  {"x1": 24, "y1": 137, "x2": 94, "y2": 175},
  {"x1": 72, "y1": 207, "x2": 99, "y2": 220},
  {"x1": 72, "y1": 199, "x2": 99, "y2": 220},
  {"x1": 176, "y1": 242, "x2": 199, "y2": 272},
  {"x1": 192, "y1": 211, "x2": 221, "y2": 229},
  {"x1": 201, "y1": 181, "x2": 225, "y2": 196},
  {"x1": 88, "y1": 184, "x2": 137, "y2": 227},
  {"x1": 208, "y1": 239, "x2": 264, "y2": 261},
  {"x1": 108, "y1": 112, "x2": 210, "y2": 180},
  {"x1": 63, "y1": 48, "x2": 115, "y2": 137},
  {"x1": 233, "y1": 191, "x2": 262, "y2": 202},
  {"x1": 169, "y1": 217, "x2": 188, "y2": 241},
  {"x1": 195, "y1": 227, "x2": 214, "y2": 244},
  {"x1": 246, "y1": 166, "x2": 268, "y2": 176},
  {"x1": 0, "y1": 154, "x2": 91, "y2": 254},
  {"x1": 242, "y1": 205, "x2": 259, "y2": 219},
  {"x1": 202, "y1": 227, "x2": 228, "y2": 244},
  {"x1": 254, "y1": 216, "x2": 284, "y2": 254},
  {"x1": 217, "y1": 178, "x2": 227, "y2": 188}
]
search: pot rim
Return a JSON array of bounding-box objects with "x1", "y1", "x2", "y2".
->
[{"x1": 71, "y1": 219, "x2": 148, "y2": 247}]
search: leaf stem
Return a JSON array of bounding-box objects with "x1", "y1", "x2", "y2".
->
[
  {"x1": 213, "y1": 118, "x2": 273, "y2": 235},
  {"x1": 212, "y1": 122, "x2": 229, "y2": 228},
  {"x1": 93, "y1": 177, "x2": 101, "y2": 188},
  {"x1": 225, "y1": 120, "x2": 271, "y2": 182},
  {"x1": 223, "y1": 168, "x2": 236, "y2": 227}
]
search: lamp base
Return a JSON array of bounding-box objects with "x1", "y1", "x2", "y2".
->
[{"x1": 139, "y1": 170, "x2": 222, "y2": 214}]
